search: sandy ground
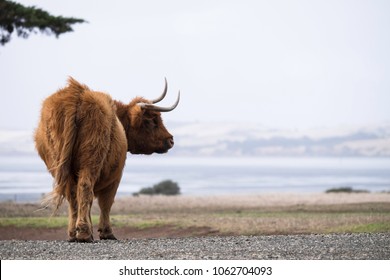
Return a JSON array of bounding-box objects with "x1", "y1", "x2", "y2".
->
[{"x1": 111, "y1": 192, "x2": 390, "y2": 210}]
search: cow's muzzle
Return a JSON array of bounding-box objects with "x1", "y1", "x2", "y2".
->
[
  {"x1": 157, "y1": 137, "x2": 174, "y2": 154},
  {"x1": 167, "y1": 137, "x2": 174, "y2": 149}
]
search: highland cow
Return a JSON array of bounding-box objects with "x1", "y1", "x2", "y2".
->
[{"x1": 34, "y1": 77, "x2": 179, "y2": 242}]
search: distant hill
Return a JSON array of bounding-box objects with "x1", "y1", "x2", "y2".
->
[
  {"x1": 168, "y1": 122, "x2": 390, "y2": 157},
  {"x1": 1, "y1": 122, "x2": 390, "y2": 157}
]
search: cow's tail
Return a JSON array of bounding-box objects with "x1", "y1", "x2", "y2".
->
[{"x1": 42, "y1": 77, "x2": 85, "y2": 213}]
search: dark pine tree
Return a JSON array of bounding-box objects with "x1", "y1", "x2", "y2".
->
[{"x1": 0, "y1": 0, "x2": 85, "y2": 45}]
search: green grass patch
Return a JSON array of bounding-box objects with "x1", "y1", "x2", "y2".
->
[
  {"x1": 329, "y1": 222, "x2": 390, "y2": 233},
  {"x1": 0, "y1": 215, "x2": 169, "y2": 229},
  {"x1": 0, "y1": 216, "x2": 70, "y2": 228}
]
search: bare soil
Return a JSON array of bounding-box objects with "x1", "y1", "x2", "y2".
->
[{"x1": 0, "y1": 225, "x2": 221, "y2": 240}]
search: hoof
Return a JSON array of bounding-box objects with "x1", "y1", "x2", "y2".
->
[
  {"x1": 75, "y1": 224, "x2": 93, "y2": 242},
  {"x1": 100, "y1": 233, "x2": 117, "y2": 240},
  {"x1": 68, "y1": 231, "x2": 77, "y2": 242},
  {"x1": 98, "y1": 227, "x2": 117, "y2": 240},
  {"x1": 76, "y1": 235, "x2": 94, "y2": 243}
]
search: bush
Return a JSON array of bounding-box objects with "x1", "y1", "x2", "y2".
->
[
  {"x1": 135, "y1": 180, "x2": 180, "y2": 196},
  {"x1": 325, "y1": 187, "x2": 369, "y2": 193},
  {"x1": 137, "y1": 187, "x2": 155, "y2": 195}
]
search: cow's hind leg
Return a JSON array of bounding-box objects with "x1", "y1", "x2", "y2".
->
[
  {"x1": 65, "y1": 183, "x2": 78, "y2": 242},
  {"x1": 97, "y1": 182, "x2": 119, "y2": 240},
  {"x1": 75, "y1": 170, "x2": 94, "y2": 242}
]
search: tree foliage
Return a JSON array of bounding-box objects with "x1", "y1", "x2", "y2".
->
[{"x1": 0, "y1": 0, "x2": 85, "y2": 45}]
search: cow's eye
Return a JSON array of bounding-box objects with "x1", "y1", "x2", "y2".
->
[{"x1": 144, "y1": 118, "x2": 158, "y2": 130}]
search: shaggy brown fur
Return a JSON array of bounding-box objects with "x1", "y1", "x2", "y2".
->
[{"x1": 34, "y1": 77, "x2": 175, "y2": 242}]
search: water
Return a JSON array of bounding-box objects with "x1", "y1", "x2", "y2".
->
[{"x1": 0, "y1": 155, "x2": 389, "y2": 202}]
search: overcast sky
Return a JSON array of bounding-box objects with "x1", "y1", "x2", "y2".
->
[{"x1": 1, "y1": 0, "x2": 390, "y2": 131}]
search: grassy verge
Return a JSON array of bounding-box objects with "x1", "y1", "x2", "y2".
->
[
  {"x1": 0, "y1": 216, "x2": 70, "y2": 228},
  {"x1": 327, "y1": 222, "x2": 390, "y2": 234},
  {"x1": 0, "y1": 215, "x2": 170, "y2": 230},
  {"x1": 1, "y1": 203, "x2": 389, "y2": 235}
]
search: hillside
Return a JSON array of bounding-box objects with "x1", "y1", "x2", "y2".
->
[{"x1": 170, "y1": 122, "x2": 390, "y2": 157}]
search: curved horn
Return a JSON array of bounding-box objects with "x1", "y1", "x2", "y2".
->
[
  {"x1": 138, "y1": 91, "x2": 180, "y2": 112},
  {"x1": 150, "y1": 77, "x2": 168, "y2": 104}
]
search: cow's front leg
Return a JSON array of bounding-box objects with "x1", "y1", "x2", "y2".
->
[
  {"x1": 75, "y1": 171, "x2": 94, "y2": 242},
  {"x1": 97, "y1": 182, "x2": 119, "y2": 240}
]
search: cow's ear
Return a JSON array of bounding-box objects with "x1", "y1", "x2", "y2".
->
[{"x1": 129, "y1": 105, "x2": 144, "y2": 129}]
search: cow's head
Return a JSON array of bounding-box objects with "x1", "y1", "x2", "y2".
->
[{"x1": 126, "y1": 79, "x2": 180, "y2": 155}]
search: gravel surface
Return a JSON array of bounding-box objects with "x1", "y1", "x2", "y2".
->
[{"x1": 1, "y1": 233, "x2": 389, "y2": 260}]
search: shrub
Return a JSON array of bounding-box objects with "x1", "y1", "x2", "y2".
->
[
  {"x1": 135, "y1": 180, "x2": 180, "y2": 196},
  {"x1": 137, "y1": 187, "x2": 155, "y2": 195},
  {"x1": 325, "y1": 187, "x2": 369, "y2": 193}
]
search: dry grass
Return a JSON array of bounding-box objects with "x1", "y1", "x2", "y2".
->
[
  {"x1": 1, "y1": 193, "x2": 390, "y2": 235},
  {"x1": 111, "y1": 193, "x2": 390, "y2": 213}
]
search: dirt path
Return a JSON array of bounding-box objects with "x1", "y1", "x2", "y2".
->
[{"x1": 0, "y1": 225, "x2": 221, "y2": 240}]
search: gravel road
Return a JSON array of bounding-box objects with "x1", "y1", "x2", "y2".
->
[{"x1": 1, "y1": 233, "x2": 389, "y2": 260}]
